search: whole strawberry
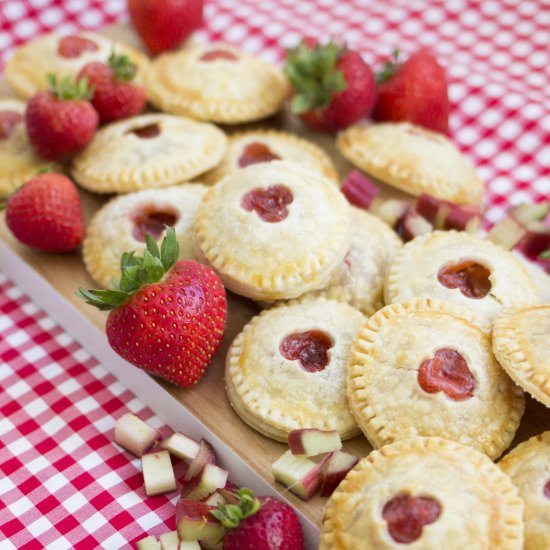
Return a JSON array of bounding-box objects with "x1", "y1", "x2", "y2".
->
[
  {"x1": 212, "y1": 488, "x2": 305, "y2": 550},
  {"x1": 373, "y1": 49, "x2": 450, "y2": 133},
  {"x1": 5, "y1": 172, "x2": 84, "y2": 253},
  {"x1": 77, "y1": 52, "x2": 147, "y2": 123},
  {"x1": 128, "y1": 0, "x2": 203, "y2": 55},
  {"x1": 78, "y1": 228, "x2": 227, "y2": 387},
  {"x1": 285, "y1": 40, "x2": 377, "y2": 132},
  {"x1": 26, "y1": 75, "x2": 98, "y2": 160}
]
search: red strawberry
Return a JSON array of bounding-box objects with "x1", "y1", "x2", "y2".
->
[
  {"x1": 78, "y1": 228, "x2": 227, "y2": 387},
  {"x1": 128, "y1": 0, "x2": 203, "y2": 55},
  {"x1": 5, "y1": 172, "x2": 84, "y2": 253},
  {"x1": 26, "y1": 75, "x2": 98, "y2": 160},
  {"x1": 373, "y1": 49, "x2": 450, "y2": 133},
  {"x1": 211, "y1": 488, "x2": 305, "y2": 550},
  {"x1": 285, "y1": 40, "x2": 377, "y2": 132},
  {"x1": 77, "y1": 52, "x2": 147, "y2": 123}
]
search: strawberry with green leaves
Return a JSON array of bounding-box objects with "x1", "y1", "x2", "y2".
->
[
  {"x1": 78, "y1": 228, "x2": 227, "y2": 387},
  {"x1": 373, "y1": 49, "x2": 450, "y2": 133},
  {"x1": 212, "y1": 488, "x2": 305, "y2": 550},
  {"x1": 77, "y1": 51, "x2": 147, "y2": 123},
  {"x1": 25, "y1": 75, "x2": 98, "y2": 161},
  {"x1": 285, "y1": 39, "x2": 377, "y2": 132}
]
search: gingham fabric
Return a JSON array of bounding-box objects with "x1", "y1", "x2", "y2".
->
[{"x1": 0, "y1": 1, "x2": 548, "y2": 548}]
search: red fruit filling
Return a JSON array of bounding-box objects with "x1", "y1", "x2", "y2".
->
[
  {"x1": 437, "y1": 260, "x2": 491, "y2": 299},
  {"x1": 132, "y1": 209, "x2": 178, "y2": 242},
  {"x1": 0, "y1": 111, "x2": 23, "y2": 140},
  {"x1": 238, "y1": 142, "x2": 281, "y2": 168},
  {"x1": 418, "y1": 348, "x2": 476, "y2": 401},
  {"x1": 544, "y1": 480, "x2": 550, "y2": 500},
  {"x1": 126, "y1": 123, "x2": 161, "y2": 139},
  {"x1": 280, "y1": 330, "x2": 333, "y2": 372},
  {"x1": 200, "y1": 49, "x2": 238, "y2": 62},
  {"x1": 241, "y1": 184, "x2": 293, "y2": 223},
  {"x1": 382, "y1": 494, "x2": 441, "y2": 544},
  {"x1": 57, "y1": 35, "x2": 99, "y2": 58}
]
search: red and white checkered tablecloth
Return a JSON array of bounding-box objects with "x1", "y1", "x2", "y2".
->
[{"x1": 0, "y1": 0, "x2": 549, "y2": 548}]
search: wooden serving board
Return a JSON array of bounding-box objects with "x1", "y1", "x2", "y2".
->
[{"x1": 1, "y1": 24, "x2": 550, "y2": 531}]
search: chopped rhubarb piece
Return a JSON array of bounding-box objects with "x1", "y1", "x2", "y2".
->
[
  {"x1": 219, "y1": 486, "x2": 240, "y2": 505},
  {"x1": 415, "y1": 193, "x2": 442, "y2": 224},
  {"x1": 370, "y1": 198, "x2": 410, "y2": 229},
  {"x1": 415, "y1": 193, "x2": 482, "y2": 232},
  {"x1": 272, "y1": 449, "x2": 327, "y2": 500},
  {"x1": 340, "y1": 170, "x2": 380, "y2": 210},
  {"x1": 487, "y1": 215, "x2": 526, "y2": 250},
  {"x1": 288, "y1": 428, "x2": 342, "y2": 457},
  {"x1": 320, "y1": 449, "x2": 359, "y2": 497},
  {"x1": 137, "y1": 536, "x2": 161, "y2": 550},
  {"x1": 184, "y1": 439, "x2": 217, "y2": 481},
  {"x1": 516, "y1": 222, "x2": 550, "y2": 259},
  {"x1": 142, "y1": 450, "x2": 177, "y2": 496},
  {"x1": 204, "y1": 491, "x2": 226, "y2": 507},
  {"x1": 176, "y1": 499, "x2": 224, "y2": 544},
  {"x1": 114, "y1": 413, "x2": 158, "y2": 457},
  {"x1": 159, "y1": 531, "x2": 179, "y2": 550},
  {"x1": 179, "y1": 542, "x2": 201, "y2": 550},
  {"x1": 397, "y1": 210, "x2": 433, "y2": 242},
  {"x1": 160, "y1": 433, "x2": 200, "y2": 462},
  {"x1": 180, "y1": 464, "x2": 228, "y2": 501},
  {"x1": 510, "y1": 202, "x2": 550, "y2": 225}
]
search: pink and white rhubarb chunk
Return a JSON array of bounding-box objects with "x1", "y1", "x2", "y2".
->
[
  {"x1": 160, "y1": 432, "x2": 200, "y2": 462},
  {"x1": 159, "y1": 531, "x2": 179, "y2": 550},
  {"x1": 340, "y1": 170, "x2": 380, "y2": 210},
  {"x1": 114, "y1": 413, "x2": 158, "y2": 457},
  {"x1": 136, "y1": 536, "x2": 161, "y2": 550},
  {"x1": 184, "y1": 439, "x2": 217, "y2": 481},
  {"x1": 180, "y1": 464, "x2": 228, "y2": 501},
  {"x1": 320, "y1": 450, "x2": 359, "y2": 497},
  {"x1": 176, "y1": 499, "x2": 224, "y2": 545},
  {"x1": 288, "y1": 428, "x2": 342, "y2": 457},
  {"x1": 272, "y1": 449, "x2": 326, "y2": 500},
  {"x1": 142, "y1": 449, "x2": 177, "y2": 496}
]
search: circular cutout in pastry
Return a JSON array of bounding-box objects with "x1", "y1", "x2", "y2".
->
[
  {"x1": 321, "y1": 436, "x2": 524, "y2": 549},
  {"x1": 226, "y1": 298, "x2": 365, "y2": 441},
  {"x1": 384, "y1": 230, "x2": 539, "y2": 324},
  {"x1": 83, "y1": 184, "x2": 207, "y2": 288},
  {"x1": 195, "y1": 160, "x2": 351, "y2": 301},
  {"x1": 347, "y1": 297, "x2": 525, "y2": 460},
  {"x1": 72, "y1": 113, "x2": 227, "y2": 193}
]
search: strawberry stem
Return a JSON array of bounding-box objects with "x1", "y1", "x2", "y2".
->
[
  {"x1": 539, "y1": 249, "x2": 550, "y2": 260},
  {"x1": 210, "y1": 488, "x2": 261, "y2": 529},
  {"x1": 47, "y1": 74, "x2": 94, "y2": 101},
  {"x1": 375, "y1": 48, "x2": 400, "y2": 84},
  {"x1": 108, "y1": 51, "x2": 137, "y2": 81},
  {"x1": 77, "y1": 226, "x2": 179, "y2": 310}
]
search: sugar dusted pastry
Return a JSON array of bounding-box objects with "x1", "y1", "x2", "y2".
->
[
  {"x1": 347, "y1": 298, "x2": 525, "y2": 460},
  {"x1": 72, "y1": 113, "x2": 227, "y2": 193},
  {"x1": 321, "y1": 437, "x2": 524, "y2": 549},
  {"x1": 203, "y1": 130, "x2": 338, "y2": 185},
  {"x1": 298, "y1": 207, "x2": 402, "y2": 316},
  {"x1": 226, "y1": 298, "x2": 364, "y2": 441},
  {"x1": 499, "y1": 431, "x2": 550, "y2": 550},
  {"x1": 336, "y1": 122, "x2": 484, "y2": 204},
  {"x1": 0, "y1": 98, "x2": 53, "y2": 197},
  {"x1": 83, "y1": 184, "x2": 207, "y2": 288},
  {"x1": 5, "y1": 31, "x2": 149, "y2": 99},
  {"x1": 385, "y1": 230, "x2": 539, "y2": 324},
  {"x1": 195, "y1": 160, "x2": 351, "y2": 301},
  {"x1": 493, "y1": 305, "x2": 550, "y2": 407},
  {"x1": 145, "y1": 43, "x2": 288, "y2": 124}
]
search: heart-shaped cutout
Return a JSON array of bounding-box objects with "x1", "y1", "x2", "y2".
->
[
  {"x1": 280, "y1": 330, "x2": 333, "y2": 372},
  {"x1": 437, "y1": 260, "x2": 491, "y2": 299},
  {"x1": 57, "y1": 35, "x2": 99, "y2": 59},
  {"x1": 200, "y1": 49, "x2": 238, "y2": 62},
  {"x1": 238, "y1": 142, "x2": 280, "y2": 168},
  {"x1": 126, "y1": 123, "x2": 161, "y2": 139},
  {"x1": 418, "y1": 348, "x2": 476, "y2": 401},
  {"x1": 544, "y1": 480, "x2": 550, "y2": 500},
  {"x1": 0, "y1": 111, "x2": 23, "y2": 140},
  {"x1": 132, "y1": 209, "x2": 178, "y2": 242},
  {"x1": 241, "y1": 184, "x2": 293, "y2": 223},
  {"x1": 383, "y1": 494, "x2": 441, "y2": 544}
]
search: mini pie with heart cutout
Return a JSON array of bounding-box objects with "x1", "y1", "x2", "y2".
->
[
  {"x1": 336, "y1": 122, "x2": 485, "y2": 204},
  {"x1": 71, "y1": 113, "x2": 227, "y2": 193},
  {"x1": 203, "y1": 129, "x2": 339, "y2": 185},
  {"x1": 320, "y1": 436, "x2": 524, "y2": 549},
  {"x1": 195, "y1": 160, "x2": 351, "y2": 301},
  {"x1": 493, "y1": 305, "x2": 550, "y2": 408},
  {"x1": 83, "y1": 184, "x2": 208, "y2": 288},
  {"x1": 499, "y1": 431, "x2": 550, "y2": 550},
  {"x1": 225, "y1": 297, "x2": 365, "y2": 441},
  {"x1": 5, "y1": 31, "x2": 149, "y2": 99},
  {"x1": 347, "y1": 297, "x2": 525, "y2": 460},
  {"x1": 145, "y1": 43, "x2": 288, "y2": 124},
  {"x1": 385, "y1": 230, "x2": 539, "y2": 324}
]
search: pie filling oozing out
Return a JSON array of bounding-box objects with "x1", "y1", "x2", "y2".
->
[
  {"x1": 238, "y1": 142, "x2": 281, "y2": 168},
  {"x1": 126, "y1": 123, "x2": 161, "y2": 139},
  {"x1": 241, "y1": 184, "x2": 293, "y2": 222},
  {"x1": 544, "y1": 480, "x2": 550, "y2": 500},
  {"x1": 199, "y1": 49, "x2": 239, "y2": 62},
  {"x1": 279, "y1": 330, "x2": 334, "y2": 372},
  {"x1": 0, "y1": 111, "x2": 23, "y2": 140},
  {"x1": 57, "y1": 35, "x2": 99, "y2": 58},
  {"x1": 437, "y1": 260, "x2": 491, "y2": 299},
  {"x1": 382, "y1": 494, "x2": 442, "y2": 544},
  {"x1": 417, "y1": 348, "x2": 476, "y2": 401},
  {"x1": 131, "y1": 208, "x2": 179, "y2": 242}
]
